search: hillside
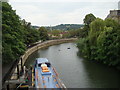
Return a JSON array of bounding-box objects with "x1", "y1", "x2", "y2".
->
[
  {"x1": 32, "y1": 24, "x2": 84, "y2": 30},
  {"x1": 46, "y1": 24, "x2": 84, "y2": 30}
]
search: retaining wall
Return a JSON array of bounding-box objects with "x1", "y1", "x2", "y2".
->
[{"x1": 11, "y1": 38, "x2": 77, "y2": 79}]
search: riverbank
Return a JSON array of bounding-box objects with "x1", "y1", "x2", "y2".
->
[{"x1": 77, "y1": 50, "x2": 120, "y2": 70}]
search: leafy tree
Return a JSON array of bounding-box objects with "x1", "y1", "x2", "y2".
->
[
  {"x1": 104, "y1": 18, "x2": 119, "y2": 29},
  {"x1": 84, "y1": 13, "x2": 96, "y2": 26},
  {"x1": 39, "y1": 27, "x2": 49, "y2": 41},
  {"x1": 75, "y1": 28, "x2": 87, "y2": 38},
  {"x1": 77, "y1": 15, "x2": 120, "y2": 69},
  {"x1": 21, "y1": 19, "x2": 40, "y2": 46},
  {"x1": 2, "y1": 2, "x2": 26, "y2": 64},
  {"x1": 97, "y1": 26, "x2": 120, "y2": 66},
  {"x1": 83, "y1": 13, "x2": 96, "y2": 37},
  {"x1": 89, "y1": 18, "x2": 105, "y2": 45},
  {"x1": 2, "y1": 2, "x2": 41, "y2": 64}
]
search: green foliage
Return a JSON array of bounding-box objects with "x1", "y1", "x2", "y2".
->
[
  {"x1": 89, "y1": 18, "x2": 105, "y2": 45},
  {"x1": 2, "y1": 2, "x2": 41, "y2": 64},
  {"x1": 21, "y1": 19, "x2": 40, "y2": 46},
  {"x1": 46, "y1": 24, "x2": 84, "y2": 31},
  {"x1": 77, "y1": 15, "x2": 120, "y2": 69},
  {"x1": 84, "y1": 13, "x2": 96, "y2": 26},
  {"x1": 2, "y1": 2, "x2": 26, "y2": 64},
  {"x1": 97, "y1": 26, "x2": 120, "y2": 66},
  {"x1": 50, "y1": 30, "x2": 61, "y2": 36},
  {"x1": 39, "y1": 27, "x2": 49, "y2": 41},
  {"x1": 83, "y1": 13, "x2": 96, "y2": 37}
]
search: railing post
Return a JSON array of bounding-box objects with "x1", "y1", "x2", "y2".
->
[
  {"x1": 7, "y1": 84, "x2": 9, "y2": 90},
  {"x1": 21, "y1": 58, "x2": 23, "y2": 73},
  {"x1": 17, "y1": 65, "x2": 20, "y2": 79}
]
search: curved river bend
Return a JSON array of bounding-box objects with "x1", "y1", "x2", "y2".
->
[{"x1": 25, "y1": 43, "x2": 120, "y2": 88}]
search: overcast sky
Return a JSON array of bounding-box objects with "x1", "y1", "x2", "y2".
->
[{"x1": 9, "y1": 0, "x2": 119, "y2": 26}]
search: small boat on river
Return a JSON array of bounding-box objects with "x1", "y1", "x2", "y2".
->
[{"x1": 34, "y1": 58, "x2": 66, "y2": 89}]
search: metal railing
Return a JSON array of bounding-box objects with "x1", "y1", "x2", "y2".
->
[{"x1": 2, "y1": 57, "x2": 20, "y2": 87}]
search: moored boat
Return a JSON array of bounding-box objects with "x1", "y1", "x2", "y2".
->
[{"x1": 34, "y1": 58, "x2": 66, "y2": 89}]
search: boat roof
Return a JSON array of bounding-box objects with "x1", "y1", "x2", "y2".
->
[
  {"x1": 34, "y1": 58, "x2": 66, "y2": 88},
  {"x1": 36, "y1": 58, "x2": 48, "y2": 64},
  {"x1": 35, "y1": 65, "x2": 61, "y2": 88}
]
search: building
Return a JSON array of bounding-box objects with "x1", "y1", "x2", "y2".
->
[
  {"x1": 48, "y1": 31, "x2": 69, "y2": 38},
  {"x1": 106, "y1": 1, "x2": 120, "y2": 24},
  {"x1": 106, "y1": 10, "x2": 120, "y2": 24}
]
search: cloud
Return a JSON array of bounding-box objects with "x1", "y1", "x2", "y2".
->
[
  {"x1": 9, "y1": 1, "x2": 118, "y2": 26},
  {"x1": 9, "y1": 0, "x2": 119, "y2": 2},
  {"x1": 1, "y1": 0, "x2": 9, "y2": 2}
]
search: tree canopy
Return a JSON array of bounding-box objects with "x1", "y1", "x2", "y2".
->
[
  {"x1": 77, "y1": 13, "x2": 120, "y2": 69},
  {"x1": 82, "y1": 13, "x2": 96, "y2": 38},
  {"x1": 2, "y1": 2, "x2": 26, "y2": 64},
  {"x1": 38, "y1": 27, "x2": 49, "y2": 41},
  {"x1": 84, "y1": 13, "x2": 96, "y2": 26},
  {"x1": 2, "y1": 2, "x2": 42, "y2": 64}
]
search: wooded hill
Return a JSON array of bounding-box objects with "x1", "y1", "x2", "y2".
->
[{"x1": 45, "y1": 24, "x2": 84, "y2": 30}]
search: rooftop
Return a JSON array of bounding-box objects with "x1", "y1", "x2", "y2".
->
[{"x1": 36, "y1": 58, "x2": 48, "y2": 64}]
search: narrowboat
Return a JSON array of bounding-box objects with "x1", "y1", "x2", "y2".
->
[{"x1": 34, "y1": 58, "x2": 66, "y2": 89}]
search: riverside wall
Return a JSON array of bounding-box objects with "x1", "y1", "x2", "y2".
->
[{"x1": 11, "y1": 38, "x2": 77, "y2": 79}]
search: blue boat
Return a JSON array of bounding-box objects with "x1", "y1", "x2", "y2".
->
[{"x1": 34, "y1": 58, "x2": 66, "y2": 89}]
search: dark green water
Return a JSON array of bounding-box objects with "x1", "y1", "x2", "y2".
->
[{"x1": 25, "y1": 43, "x2": 120, "y2": 88}]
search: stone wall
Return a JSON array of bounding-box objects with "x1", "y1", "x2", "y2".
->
[{"x1": 11, "y1": 38, "x2": 77, "y2": 79}]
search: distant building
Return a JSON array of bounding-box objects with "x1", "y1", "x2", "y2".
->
[
  {"x1": 106, "y1": 10, "x2": 120, "y2": 24},
  {"x1": 48, "y1": 31, "x2": 69, "y2": 38},
  {"x1": 106, "y1": 1, "x2": 120, "y2": 24}
]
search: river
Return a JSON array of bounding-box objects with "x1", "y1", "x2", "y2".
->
[{"x1": 25, "y1": 43, "x2": 120, "y2": 88}]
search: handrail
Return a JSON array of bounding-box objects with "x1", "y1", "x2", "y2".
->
[
  {"x1": 2, "y1": 57, "x2": 21, "y2": 87},
  {"x1": 53, "y1": 67, "x2": 67, "y2": 89}
]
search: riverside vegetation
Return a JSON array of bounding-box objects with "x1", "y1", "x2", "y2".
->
[
  {"x1": 77, "y1": 14, "x2": 120, "y2": 69},
  {"x1": 2, "y1": 2, "x2": 49, "y2": 64}
]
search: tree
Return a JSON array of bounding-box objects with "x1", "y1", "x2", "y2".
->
[
  {"x1": 76, "y1": 28, "x2": 87, "y2": 38},
  {"x1": 84, "y1": 13, "x2": 96, "y2": 26},
  {"x1": 39, "y1": 27, "x2": 49, "y2": 41},
  {"x1": 89, "y1": 18, "x2": 105, "y2": 45},
  {"x1": 21, "y1": 19, "x2": 40, "y2": 46},
  {"x1": 83, "y1": 13, "x2": 96, "y2": 37},
  {"x1": 2, "y1": 2, "x2": 41, "y2": 64},
  {"x1": 2, "y1": 2, "x2": 26, "y2": 64},
  {"x1": 77, "y1": 15, "x2": 120, "y2": 69},
  {"x1": 97, "y1": 26, "x2": 120, "y2": 66}
]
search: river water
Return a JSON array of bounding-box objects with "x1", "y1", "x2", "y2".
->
[{"x1": 25, "y1": 43, "x2": 120, "y2": 88}]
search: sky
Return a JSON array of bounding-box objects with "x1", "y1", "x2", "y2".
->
[{"x1": 9, "y1": 0, "x2": 119, "y2": 26}]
